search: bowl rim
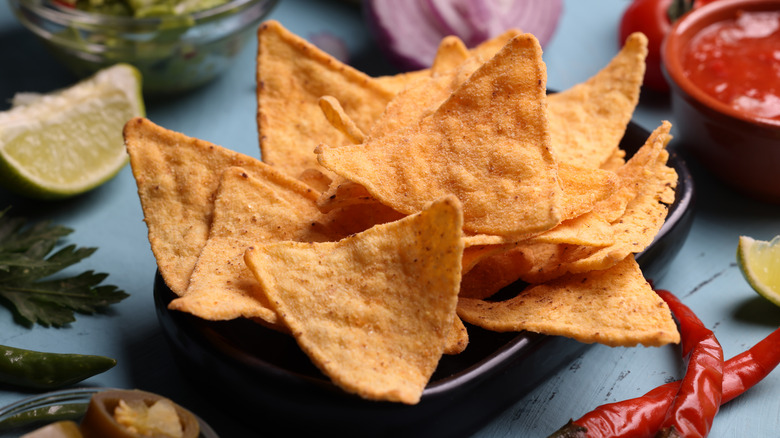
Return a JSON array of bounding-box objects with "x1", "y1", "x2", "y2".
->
[
  {"x1": 9, "y1": 0, "x2": 278, "y2": 27},
  {"x1": 662, "y1": 0, "x2": 780, "y2": 129}
]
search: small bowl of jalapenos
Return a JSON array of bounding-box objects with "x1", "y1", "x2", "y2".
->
[
  {"x1": 7, "y1": 0, "x2": 278, "y2": 95},
  {"x1": 0, "y1": 387, "x2": 219, "y2": 437}
]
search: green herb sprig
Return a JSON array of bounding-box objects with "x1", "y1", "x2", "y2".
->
[{"x1": 0, "y1": 208, "x2": 128, "y2": 327}]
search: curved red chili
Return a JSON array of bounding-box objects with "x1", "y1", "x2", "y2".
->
[
  {"x1": 548, "y1": 326, "x2": 780, "y2": 438},
  {"x1": 655, "y1": 290, "x2": 723, "y2": 438}
]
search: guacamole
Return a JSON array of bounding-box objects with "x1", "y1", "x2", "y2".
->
[{"x1": 57, "y1": 0, "x2": 230, "y2": 17}]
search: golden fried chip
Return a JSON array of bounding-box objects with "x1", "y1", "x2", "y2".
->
[
  {"x1": 366, "y1": 56, "x2": 484, "y2": 144},
  {"x1": 557, "y1": 163, "x2": 619, "y2": 220},
  {"x1": 123, "y1": 117, "x2": 307, "y2": 296},
  {"x1": 470, "y1": 29, "x2": 524, "y2": 59},
  {"x1": 600, "y1": 148, "x2": 627, "y2": 171},
  {"x1": 257, "y1": 20, "x2": 395, "y2": 180},
  {"x1": 374, "y1": 70, "x2": 431, "y2": 95},
  {"x1": 317, "y1": 55, "x2": 485, "y2": 213},
  {"x1": 548, "y1": 32, "x2": 648, "y2": 168},
  {"x1": 520, "y1": 122, "x2": 677, "y2": 283},
  {"x1": 457, "y1": 255, "x2": 680, "y2": 347},
  {"x1": 297, "y1": 168, "x2": 332, "y2": 193},
  {"x1": 317, "y1": 34, "x2": 562, "y2": 238},
  {"x1": 318, "y1": 96, "x2": 366, "y2": 144},
  {"x1": 373, "y1": 29, "x2": 521, "y2": 94},
  {"x1": 529, "y1": 212, "x2": 614, "y2": 247},
  {"x1": 430, "y1": 35, "x2": 470, "y2": 74},
  {"x1": 445, "y1": 315, "x2": 469, "y2": 355},
  {"x1": 459, "y1": 249, "x2": 531, "y2": 300},
  {"x1": 244, "y1": 196, "x2": 464, "y2": 404},
  {"x1": 168, "y1": 167, "x2": 334, "y2": 326}
]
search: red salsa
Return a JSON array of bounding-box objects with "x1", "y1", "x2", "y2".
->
[{"x1": 682, "y1": 10, "x2": 780, "y2": 121}]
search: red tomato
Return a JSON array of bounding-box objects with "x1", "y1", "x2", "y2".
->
[{"x1": 619, "y1": 0, "x2": 674, "y2": 92}]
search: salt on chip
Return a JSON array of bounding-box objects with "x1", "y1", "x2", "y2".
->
[
  {"x1": 123, "y1": 117, "x2": 306, "y2": 296},
  {"x1": 317, "y1": 34, "x2": 562, "y2": 238},
  {"x1": 547, "y1": 32, "x2": 648, "y2": 168},
  {"x1": 257, "y1": 20, "x2": 395, "y2": 180},
  {"x1": 244, "y1": 196, "x2": 464, "y2": 404},
  {"x1": 458, "y1": 255, "x2": 680, "y2": 347}
]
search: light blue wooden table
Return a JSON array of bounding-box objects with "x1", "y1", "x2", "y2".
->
[{"x1": 1, "y1": 0, "x2": 779, "y2": 436}]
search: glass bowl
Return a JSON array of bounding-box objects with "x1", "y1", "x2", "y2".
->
[
  {"x1": 0, "y1": 387, "x2": 219, "y2": 437},
  {"x1": 8, "y1": 0, "x2": 278, "y2": 95}
]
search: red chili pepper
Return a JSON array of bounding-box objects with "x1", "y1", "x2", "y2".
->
[
  {"x1": 547, "y1": 291, "x2": 780, "y2": 438},
  {"x1": 655, "y1": 290, "x2": 723, "y2": 438}
]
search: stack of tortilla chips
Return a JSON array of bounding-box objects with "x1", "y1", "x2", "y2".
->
[{"x1": 125, "y1": 21, "x2": 680, "y2": 405}]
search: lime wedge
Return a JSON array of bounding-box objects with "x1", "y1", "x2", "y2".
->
[
  {"x1": 737, "y1": 235, "x2": 780, "y2": 307},
  {"x1": 0, "y1": 64, "x2": 145, "y2": 200}
]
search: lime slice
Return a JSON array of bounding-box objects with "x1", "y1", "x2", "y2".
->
[
  {"x1": 737, "y1": 235, "x2": 780, "y2": 307},
  {"x1": 0, "y1": 64, "x2": 145, "y2": 200}
]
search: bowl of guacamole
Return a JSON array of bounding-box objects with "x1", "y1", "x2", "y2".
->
[{"x1": 9, "y1": 0, "x2": 279, "y2": 95}]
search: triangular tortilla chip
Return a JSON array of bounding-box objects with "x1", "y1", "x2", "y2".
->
[
  {"x1": 168, "y1": 167, "x2": 337, "y2": 326},
  {"x1": 547, "y1": 32, "x2": 648, "y2": 168},
  {"x1": 520, "y1": 122, "x2": 677, "y2": 283},
  {"x1": 317, "y1": 34, "x2": 562, "y2": 237},
  {"x1": 244, "y1": 196, "x2": 464, "y2": 404},
  {"x1": 318, "y1": 96, "x2": 366, "y2": 144},
  {"x1": 373, "y1": 29, "x2": 522, "y2": 94},
  {"x1": 430, "y1": 35, "x2": 470, "y2": 74},
  {"x1": 457, "y1": 255, "x2": 680, "y2": 347},
  {"x1": 257, "y1": 20, "x2": 395, "y2": 180},
  {"x1": 123, "y1": 117, "x2": 307, "y2": 296}
]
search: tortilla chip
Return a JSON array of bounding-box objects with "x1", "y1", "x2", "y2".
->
[
  {"x1": 366, "y1": 56, "x2": 484, "y2": 144},
  {"x1": 600, "y1": 148, "x2": 627, "y2": 171},
  {"x1": 123, "y1": 117, "x2": 308, "y2": 296},
  {"x1": 547, "y1": 32, "x2": 648, "y2": 168},
  {"x1": 257, "y1": 20, "x2": 395, "y2": 180},
  {"x1": 244, "y1": 196, "x2": 464, "y2": 404},
  {"x1": 317, "y1": 34, "x2": 562, "y2": 238},
  {"x1": 316, "y1": 55, "x2": 485, "y2": 213},
  {"x1": 168, "y1": 167, "x2": 335, "y2": 325},
  {"x1": 372, "y1": 29, "x2": 522, "y2": 94},
  {"x1": 445, "y1": 315, "x2": 469, "y2": 355},
  {"x1": 520, "y1": 122, "x2": 677, "y2": 283},
  {"x1": 430, "y1": 35, "x2": 470, "y2": 74},
  {"x1": 318, "y1": 96, "x2": 367, "y2": 144},
  {"x1": 374, "y1": 70, "x2": 431, "y2": 95},
  {"x1": 459, "y1": 249, "x2": 531, "y2": 300},
  {"x1": 457, "y1": 255, "x2": 680, "y2": 347},
  {"x1": 529, "y1": 211, "x2": 615, "y2": 247},
  {"x1": 297, "y1": 168, "x2": 332, "y2": 193},
  {"x1": 470, "y1": 29, "x2": 524, "y2": 58}
]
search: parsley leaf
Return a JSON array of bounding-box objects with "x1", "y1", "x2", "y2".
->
[{"x1": 0, "y1": 208, "x2": 128, "y2": 327}]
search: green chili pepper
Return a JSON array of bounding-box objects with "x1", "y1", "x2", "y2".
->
[{"x1": 0, "y1": 345, "x2": 116, "y2": 390}]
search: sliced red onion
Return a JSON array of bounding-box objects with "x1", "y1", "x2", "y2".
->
[{"x1": 364, "y1": 0, "x2": 563, "y2": 71}]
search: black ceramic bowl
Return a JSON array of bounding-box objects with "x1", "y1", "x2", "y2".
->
[{"x1": 154, "y1": 121, "x2": 694, "y2": 437}]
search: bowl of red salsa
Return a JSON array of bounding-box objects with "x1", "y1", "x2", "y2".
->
[{"x1": 662, "y1": 0, "x2": 780, "y2": 202}]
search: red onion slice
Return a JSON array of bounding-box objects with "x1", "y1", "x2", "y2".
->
[{"x1": 364, "y1": 0, "x2": 563, "y2": 71}]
